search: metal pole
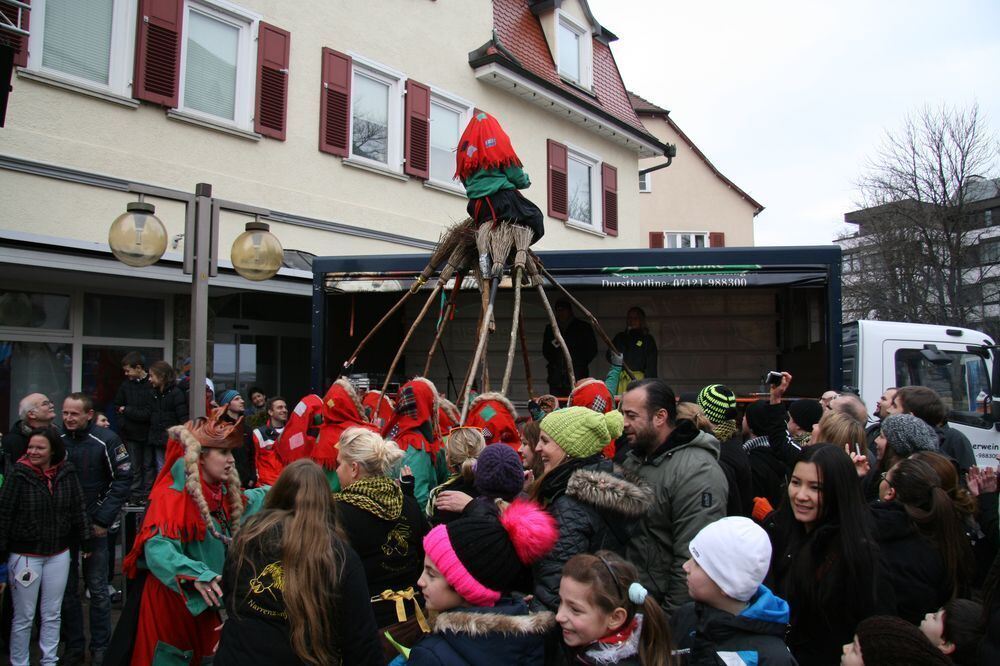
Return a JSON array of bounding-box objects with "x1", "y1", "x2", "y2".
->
[{"x1": 188, "y1": 183, "x2": 213, "y2": 419}]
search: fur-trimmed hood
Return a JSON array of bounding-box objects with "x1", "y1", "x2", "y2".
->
[
  {"x1": 464, "y1": 391, "x2": 520, "y2": 449},
  {"x1": 432, "y1": 607, "x2": 555, "y2": 637},
  {"x1": 469, "y1": 391, "x2": 518, "y2": 419},
  {"x1": 410, "y1": 599, "x2": 554, "y2": 666},
  {"x1": 566, "y1": 467, "x2": 654, "y2": 518}
]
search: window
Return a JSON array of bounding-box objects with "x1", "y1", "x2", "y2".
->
[
  {"x1": 894, "y1": 348, "x2": 992, "y2": 428},
  {"x1": 567, "y1": 147, "x2": 601, "y2": 231},
  {"x1": 557, "y1": 11, "x2": 592, "y2": 88},
  {"x1": 428, "y1": 92, "x2": 472, "y2": 189},
  {"x1": 639, "y1": 171, "x2": 652, "y2": 193},
  {"x1": 665, "y1": 232, "x2": 708, "y2": 248},
  {"x1": 178, "y1": 0, "x2": 257, "y2": 130},
  {"x1": 27, "y1": 0, "x2": 136, "y2": 98},
  {"x1": 981, "y1": 240, "x2": 1000, "y2": 266},
  {"x1": 349, "y1": 56, "x2": 404, "y2": 170},
  {"x1": 0, "y1": 290, "x2": 70, "y2": 330}
]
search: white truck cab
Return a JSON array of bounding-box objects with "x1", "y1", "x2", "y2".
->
[{"x1": 843, "y1": 320, "x2": 999, "y2": 467}]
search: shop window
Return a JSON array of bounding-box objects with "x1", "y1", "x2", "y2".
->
[
  {"x1": 0, "y1": 341, "x2": 72, "y2": 430},
  {"x1": 83, "y1": 293, "x2": 165, "y2": 339},
  {"x1": 0, "y1": 290, "x2": 70, "y2": 330}
]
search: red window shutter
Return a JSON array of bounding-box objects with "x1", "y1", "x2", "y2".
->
[
  {"x1": 0, "y1": 0, "x2": 29, "y2": 67},
  {"x1": 649, "y1": 232, "x2": 664, "y2": 248},
  {"x1": 709, "y1": 232, "x2": 726, "y2": 247},
  {"x1": 547, "y1": 139, "x2": 568, "y2": 220},
  {"x1": 134, "y1": 0, "x2": 183, "y2": 107},
  {"x1": 319, "y1": 47, "x2": 351, "y2": 157},
  {"x1": 602, "y1": 163, "x2": 618, "y2": 236},
  {"x1": 254, "y1": 22, "x2": 290, "y2": 141},
  {"x1": 403, "y1": 79, "x2": 430, "y2": 179}
]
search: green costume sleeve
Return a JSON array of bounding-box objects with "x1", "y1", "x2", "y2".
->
[
  {"x1": 605, "y1": 363, "x2": 622, "y2": 396},
  {"x1": 241, "y1": 486, "x2": 269, "y2": 521},
  {"x1": 402, "y1": 448, "x2": 436, "y2": 508},
  {"x1": 144, "y1": 534, "x2": 221, "y2": 616},
  {"x1": 504, "y1": 165, "x2": 530, "y2": 189}
]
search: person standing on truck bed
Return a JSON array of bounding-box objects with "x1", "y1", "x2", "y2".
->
[
  {"x1": 610, "y1": 306, "x2": 659, "y2": 395},
  {"x1": 542, "y1": 300, "x2": 597, "y2": 397}
]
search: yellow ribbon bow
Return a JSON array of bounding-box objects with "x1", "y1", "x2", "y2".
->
[{"x1": 374, "y1": 587, "x2": 431, "y2": 633}]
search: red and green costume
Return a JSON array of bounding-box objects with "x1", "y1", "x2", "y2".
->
[
  {"x1": 382, "y1": 377, "x2": 447, "y2": 506},
  {"x1": 312, "y1": 378, "x2": 378, "y2": 491},
  {"x1": 120, "y1": 415, "x2": 268, "y2": 666}
]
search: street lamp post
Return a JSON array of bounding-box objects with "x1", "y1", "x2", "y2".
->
[{"x1": 108, "y1": 182, "x2": 283, "y2": 419}]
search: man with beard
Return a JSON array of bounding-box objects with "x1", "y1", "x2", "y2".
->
[{"x1": 620, "y1": 378, "x2": 728, "y2": 612}]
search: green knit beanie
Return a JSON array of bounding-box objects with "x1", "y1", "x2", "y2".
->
[{"x1": 540, "y1": 406, "x2": 624, "y2": 458}]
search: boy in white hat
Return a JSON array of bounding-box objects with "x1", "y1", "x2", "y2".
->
[{"x1": 671, "y1": 517, "x2": 796, "y2": 665}]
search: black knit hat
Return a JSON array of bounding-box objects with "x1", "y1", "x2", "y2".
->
[
  {"x1": 788, "y1": 399, "x2": 823, "y2": 432},
  {"x1": 856, "y1": 616, "x2": 951, "y2": 665}
]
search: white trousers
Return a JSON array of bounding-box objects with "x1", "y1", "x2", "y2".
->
[{"x1": 8, "y1": 550, "x2": 71, "y2": 666}]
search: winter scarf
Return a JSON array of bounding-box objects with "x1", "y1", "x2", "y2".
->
[
  {"x1": 713, "y1": 420, "x2": 739, "y2": 443},
  {"x1": 17, "y1": 455, "x2": 63, "y2": 494},
  {"x1": 335, "y1": 476, "x2": 403, "y2": 521}
]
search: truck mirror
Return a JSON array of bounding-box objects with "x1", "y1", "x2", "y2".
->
[{"x1": 920, "y1": 344, "x2": 952, "y2": 366}]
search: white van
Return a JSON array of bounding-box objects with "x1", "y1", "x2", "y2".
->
[{"x1": 843, "y1": 320, "x2": 999, "y2": 467}]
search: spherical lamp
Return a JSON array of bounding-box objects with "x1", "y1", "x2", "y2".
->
[
  {"x1": 108, "y1": 201, "x2": 168, "y2": 267},
  {"x1": 231, "y1": 220, "x2": 283, "y2": 281}
]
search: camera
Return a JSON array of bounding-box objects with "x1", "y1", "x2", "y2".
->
[{"x1": 762, "y1": 371, "x2": 783, "y2": 386}]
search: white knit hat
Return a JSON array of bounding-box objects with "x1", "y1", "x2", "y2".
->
[{"x1": 688, "y1": 517, "x2": 771, "y2": 602}]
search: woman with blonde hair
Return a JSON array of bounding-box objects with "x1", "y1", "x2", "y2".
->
[
  {"x1": 215, "y1": 460, "x2": 381, "y2": 665},
  {"x1": 426, "y1": 426, "x2": 485, "y2": 524},
  {"x1": 813, "y1": 410, "x2": 867, "y2": 454},
  {"x1": 334, "y1": 428, "x2": 429, "y2": 658}
]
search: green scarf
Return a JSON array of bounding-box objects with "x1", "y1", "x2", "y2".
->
[{"x1": 335, "y1": 476, "x2": 403, "y2": 521}]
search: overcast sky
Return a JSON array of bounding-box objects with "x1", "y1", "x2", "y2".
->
[{"x1": 588, "y1": 0, "x2": 1000, "y2": 246}]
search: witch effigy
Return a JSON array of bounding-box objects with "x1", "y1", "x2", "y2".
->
[{"x1": 341, "y1": 111, "x2": 635, "y2": 419}]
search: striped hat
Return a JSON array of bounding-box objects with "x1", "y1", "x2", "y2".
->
[{"x1": 697, "y1": 384, "x2": 737, "y2": 424}]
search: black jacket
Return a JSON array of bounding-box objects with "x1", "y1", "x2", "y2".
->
[
  {"x1": 936, "y1": 424, "x2": 976, "y2": 473},
  {"x1": 113, "y1": 375, "x2": 154, "y2": 441},
  {"x1": 611, "y1": 329, "x2": 658, "y2": 377},
  {"x1": 531, "y1": 457, "x2": 653, "y2": 612},
  {"x1": 671, "y1": 586, "x2": 796, "y2": 666},
  {"x1": 148, "y1": 382, "x2": 189, "y2": 449},
  {"x1": 60, "y1": 422, "x2": 132, "y2": 529},
  {"x1": 1, "y1": 419, "x2": 32, "y2": 476},
  {"x1": 215, "y1": 521, "x2": 382, "y2": 666},
  {"x1": 0, "y1": 460, "x2": 90, "y2": 557},
  {"x1": 767, "y1": 518, "x2": 894, "y2": 666},
  {"x1": 542, "y1": 317, "x2": 598, "y2": 389},
  {"x1": 336, "y1": 488, "x2": 428, "y2": 627},
  {"x1": 408, "y1": 598, "x2": 554, "y2": 666},
  {"x1": 718, "y1": 431, "x2": 752, "y2": 517},
  {"x1": 870, "y1": 500, "x2": 953, "y2": 624},
  {"x1": 221, "y1": 412, "x2": 256, "y2": 488}
]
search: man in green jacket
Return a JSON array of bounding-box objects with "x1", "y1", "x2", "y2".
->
[{"x1": 620, "y1": 378, "x2": 729, "y2": 612}]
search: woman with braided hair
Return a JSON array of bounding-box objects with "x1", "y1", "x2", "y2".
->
[{"x1": 108, "y1": 407, "x2": 269, "y2": 666}]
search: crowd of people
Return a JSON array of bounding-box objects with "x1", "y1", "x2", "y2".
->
[{"x1": 0, "y1": 350, "x2": 999, "y2": 666}]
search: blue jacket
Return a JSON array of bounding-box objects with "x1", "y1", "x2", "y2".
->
[
  {"x1": 60, "y1": 423, "x2": 132, "y2": 529},
  {"x1": 407, "y1": 598, "x2": 555, "y2": 666},
  {"x1": 671, "y1": 585, "x2": 797, "y2": 665}
]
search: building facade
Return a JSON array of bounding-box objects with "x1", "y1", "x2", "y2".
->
[
  {"x1": 629, "y1": 92, "x2": 762, "y2": 248},
  {"x1": 0, "y1": 0, "x2": 664, "y2": 425}
]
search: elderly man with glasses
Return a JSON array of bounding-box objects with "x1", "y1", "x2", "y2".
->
[{"x1": 1, "y1": 392, "x2": 57, "y2": 476}]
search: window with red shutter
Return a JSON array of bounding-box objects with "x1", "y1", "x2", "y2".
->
[
  {"x1": 649, "y1": 232, "x2": 664, "y2": 248},
  {"x1": 602, "y1": 163, "x2": 618, "y2": 236},
  {"x1": 404, "y1": 79, "x2": 430, "y2": 179},
  {"x1": 547, "y1": 139, "x2": 568, "y2": 220},
  {"x1": 709, "y1": 232, "x2": 726, "y2": 247},
  {"x1": 134, "y1": 0, "x2": 183, "y2": 107},
  {"x1": 254, "y1": 22, "x2": 289, "y2": 141},
  {"x1": 319, "y1": 47, "x2": 351, "y2": 157},
  {"x1": 0, "y1": 0, "x2": 29, "y2": 68}
]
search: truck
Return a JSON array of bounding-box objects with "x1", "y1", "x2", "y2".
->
[{"x1": 310, "y1": 245, "x2": 1000, "y2": 466}]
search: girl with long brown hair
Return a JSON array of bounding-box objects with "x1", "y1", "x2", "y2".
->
[
  {"x1": 215, "y1": 459, "x2": 381, "y2": 666},
  {"x1": 874, "y1": 455, "x2": 976, "y2": 624}
]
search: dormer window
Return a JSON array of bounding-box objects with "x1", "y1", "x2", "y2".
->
[{"x1": 557, "y1": 11, "x2": 592, "y2": 89}]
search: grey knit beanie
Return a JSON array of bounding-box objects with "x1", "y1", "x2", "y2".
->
[{"x1": 880, "y1": 413, "x2": 939, "y2": 457}]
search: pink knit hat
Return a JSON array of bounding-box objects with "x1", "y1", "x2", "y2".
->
[{"x1": 422, "y1": 500, "x2": 557, "y2": 607}]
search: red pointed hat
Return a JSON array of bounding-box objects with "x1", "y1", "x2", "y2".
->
[
  {"x1": 463, "y1": 392, "x2": 520, "y2": 451},
  {"x1": 275, "y1": 394, "x2": 325, "y2": 465},
  {"x1": 363, "y1": 390, "x2": 396, "y2": 428},
  {"x1": 312, "y1": 379, "x2": 377, "y2": 470},
  {"x1": 569, "y1": 378, "x2": 617, "y2": 459},
  {"x1": 383, "y1": 377, "x2": 442, "y2": 457},
  {"x1": 455, "y1": 111, "x2": 522, "y2": 181}
]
